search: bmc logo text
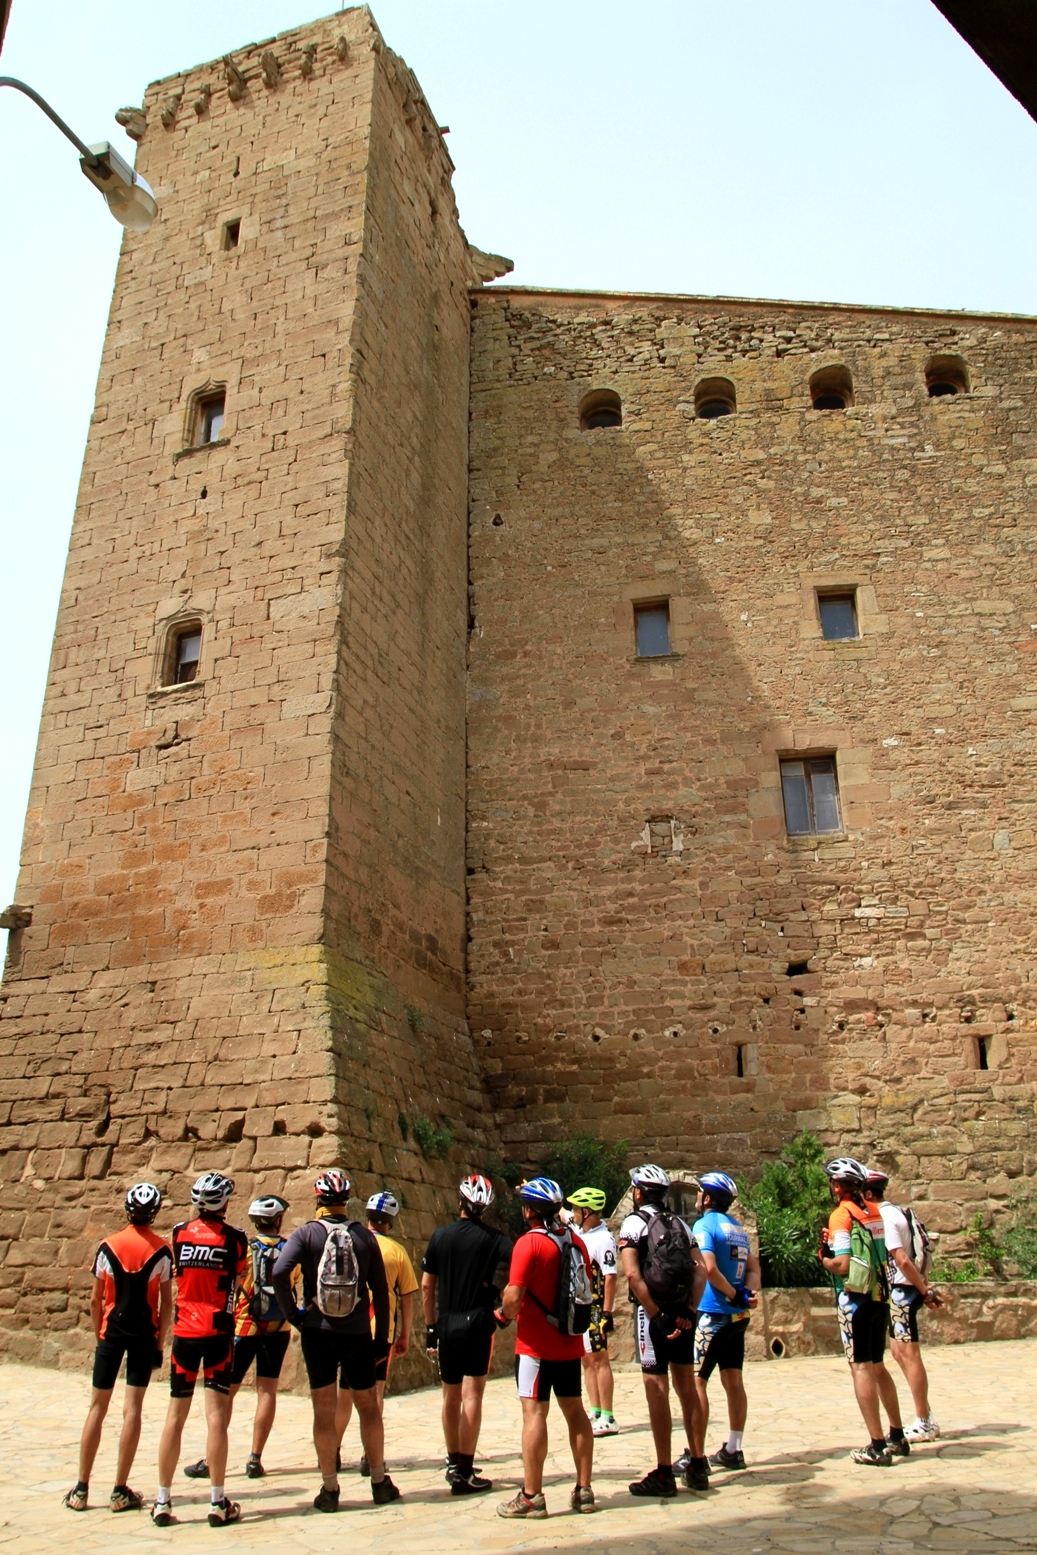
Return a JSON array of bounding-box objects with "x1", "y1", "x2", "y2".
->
[{"x1": 178, "y1": 1244, "x2": 227, "y2": 1268}]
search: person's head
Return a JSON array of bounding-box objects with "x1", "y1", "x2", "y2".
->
[
  {"x1": 863, "y1": 1168, "x2": 889, "y2": 1203},
  {"x1": 366, "y1": 1190, "x2": 399, "y2": 1233},
  {"x1": 313, "y1": 1168, "x2": 351, "y2": 1212},
  {"x1": 698, "y1": 1171, "x2": 737, "y2": 1215},
  {"x1": 519, "y1": 1176, "x2": 563, "y2": 1226},
  {"x1": 248, "y1": 1194, "x2": 289, "y2": 1234},
  {"x1": 567, "y1": 1185, "x2": 606, "y2": 1229},
  {"x1": 458, "y1": 1173, "x2": 494, "y2": 1219},
  {"x1": 124, "y1": 1181, "x2": 162, "y2": 1226},
  {"x1": 629, "y1": 1163, "x2": 670, "y2": 1211},
  {"x1": 191, "y1": 1171, "x2": 234, "y2": 1219},
  {"x1": 824, "y1": 1157, "x2": 868, "y2": 1204}
]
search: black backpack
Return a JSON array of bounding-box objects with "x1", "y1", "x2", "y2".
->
[
  {"x1": 247, "y1": 1239, "x2": 285, "y2": 1324},
  {"x1": 638, "y1": 1208, "x2": 696, "y2": 1307},
  {"x1": 100, "y1": 1242, "x2": 167, "y2": 1343}
]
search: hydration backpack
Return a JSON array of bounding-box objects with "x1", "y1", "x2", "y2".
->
[
  {"x1": 903, "y1": 1208, "x2": 933, "y2": 1278},
  {"x1": 100, "y1": 1243, "x2": 167, "y2": 1343},
  {"x1": 638, "y1": 1209, "x2": 696, "y2": 1307},
  {"x1": 528, "y1": 1227, "x2": 594, "y2": 1336},
  {"x1": 247, "y1": 1240, "x2": 284, "y2": 1324},
  {"x1": 315, "y1": 1223, "x2": 359, "y2": 1319},
  {"x1": 845, "y1": 1210, "x2": 887, "y2": 1299}
]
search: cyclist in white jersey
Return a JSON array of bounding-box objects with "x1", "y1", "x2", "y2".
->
[{"x1": 566, "y1": 1188, "x2": 618, "y2": 1435}]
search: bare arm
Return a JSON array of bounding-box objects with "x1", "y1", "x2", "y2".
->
[
  {"x1": 89, "y1": 1275, "x2": 104, "y2": 1340},
  {"x1": 500, "y1": 1281, "x2": 525, "y2": 1321},
  {"x1": 396, "y1": 1290, "x2": 414, "y2": 1354},
  {"x1": 421, "y1": 1272, "x2": 437, "y2": 1327},
  {"x1": 700, "y1": 1249, "x2": 758, "y2": 1309},
  {"x1": 158, "y1": 1279, "x2": 173, "y2": 1349},
  {"x1": 602, "y1": 1272, "x2": 617, "y2": 1313},
  {"x1": 620, "y1": 1245, "x2": 657, "y2": 1316},
  {"x1": 891, "y1": 1245, "x2": 942, "y2": 1303}
]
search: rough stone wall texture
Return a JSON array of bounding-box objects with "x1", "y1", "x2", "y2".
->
[
  {"x1": 0, "y1": 7, "x2": 494, "y2": 1369},
  {"x1": 467, "y1": 288, "x2": 1037, "y2": 1242}
]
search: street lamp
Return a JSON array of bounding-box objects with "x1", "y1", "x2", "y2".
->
[{"x1": 1, "y1": 75, "x2": 157, "y2": 229}]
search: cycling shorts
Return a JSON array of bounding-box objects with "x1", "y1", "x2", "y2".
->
[
  {"x1": 889, "y1": 1286, "x2": 924, "y2": 1345},
  {"x1": 170, "y1": 1334, "x2": 234, "y2": 1397},
  {"x1": 694, "y1": 1312, "x2": 748, "y2": 1379},
  {"x1": 92, "y1": 1336, "x2": 158, "y2": 1391},
  {"x1": 300, "y1": 1329, "x2": 377, "y2": 1393},
  {"x1": 582, "y1": 1308, "x2": 610, "y2": 1355},
  {"x1": 438, "y1": 1332, "x2": 494, "y2": 1386},
  {"x1": 231, "y1": 1329, "x2": 291, "y2": 1385},
  {"x1": 636, "y1": 1306, "x2": 696, "y2": 1374},
  {"x1": 515, "y1": 1354, "x2": 582, "y2": 1400},
  {"x1": 836, "y1": 1292, "x2": 887, "y2": 1365}
]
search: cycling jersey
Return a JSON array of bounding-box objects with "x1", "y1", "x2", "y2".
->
[
  {"x1": 171, "y1": 1216, "x2": 249, "y2": 1339},
  {"x1": 692, "y1": 1209, "x2": 751, "y2": 1317},
  {"x1": 578, "y1": 1222, "x2": 617, "y2": 1305},
  {"x1": 234, "y1": 1232, "x2": 293, "y2": 1338},
  {"x1": 510, "y1": 1227, "x2": 592, "y2": 1363},
  {"x1": 371, "y1": 1233, "x2": 419, "y2": 1346},
  {"x1": 93, "y1": 1223, "x2": 172, "y2": 1344},
  {"x1": 827, "y1": 1200, "x2": 887, "y2": 1300}
]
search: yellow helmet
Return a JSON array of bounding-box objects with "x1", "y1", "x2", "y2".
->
[{"x1": 567, "y1": 1186, "x2": 606, "y2": 1212}]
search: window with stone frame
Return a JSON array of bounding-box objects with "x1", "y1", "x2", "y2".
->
[
  {"x1": 780, "y1": 755, "x2": 842, "y2": 835},
  {"x1": 634, "y1": 601, "x2": 670, "y2": 657},
  {"x1": 817, "y1": 590, "x2": 859, "y2": 640},
  {"x1": 166, "y1": 624, "x2": 202, "y2": 685}
]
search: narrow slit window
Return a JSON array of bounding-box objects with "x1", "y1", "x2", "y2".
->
[
  {"x1": 780, "y1": 756, "x2": 842, "y2": 836},
  {"x1": 223, "y1": 219, "x2": 241, "y2": 250},
  {"x1": 172, "y1": 628, "x2": 201, "y2": 685},
  {"x1": 818, "y1": 591, "x2": 859, "y2": 640},
  {"x1": 735, "y1": 1044, "x2": 745, "y2": 1078},
  {"x1": 977, "y1": 1036, "x2": 990, "y2": 1071},
  {"x1": 635, "y1": 602, "x2": 670, "y2": 658},
  {"x1": 195, "y1": 393, "x2": 225, "y2": 446}
]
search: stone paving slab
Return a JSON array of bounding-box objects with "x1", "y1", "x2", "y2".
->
[{"x1": 1, "y1": 1339, "x2": 1034, "y2": 1554}]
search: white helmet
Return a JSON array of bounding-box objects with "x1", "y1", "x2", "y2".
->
[
  {"x1": 124, "y1": 1182, "x2": 162, "y2": 1223},
  {"x1": 248, "y1": 1195, "x2": 288, "y2": 1223},
  {"x1": 366, "y1": 1192, "x2": 399, "y2": 1218},
  {"x1": 459, "y1": 1174, "x2": 495, "y2": 1212},
  {"x1": 824, "y1": 1157, "x2": 868, "y2": 1185},
  {"x1": 630, "y1": 1163, "x2": 671, "y2": 1191},
  {"x1": 191, "y1": 1171, "x2": 235, "y2": 1212}
]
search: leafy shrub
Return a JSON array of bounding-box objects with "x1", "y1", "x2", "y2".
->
[
  {"x1": 998, "y1": 1192, "x2": 1037, "y2": 1278},
  {"x1": 485, "y1": 1133, "x2": 630, "y2": 1239},
  {"x1": 412, "y1": 1116, "x2": 453, "y2": 1160},
  {"x1": 741, "y1": 1132, "x2": 832, "y2": 1288},
  {"x1": 934, "y1": 1194, "x2": 1037, "y2": 1282}
]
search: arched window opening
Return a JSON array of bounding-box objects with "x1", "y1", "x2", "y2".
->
[
  {"x1": 578, "y1": 389, "x2": 622, "y2": 431},
  {"x1": 164, "y1": 623, "x2": 203, "y2": 686},
  {"x1": 809, "y1": 365, "x2": 853, "y2": 411},
  {"x1": 925, "y1": 354, "x2": 969, "y2": 398},
  {"x1": 694, "y1": 377, "x2": 737, "y2": 420}
]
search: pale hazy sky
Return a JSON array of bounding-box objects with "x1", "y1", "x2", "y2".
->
[{"x1": 2, "y1": 1, "x2": 1036, "y2": 914}]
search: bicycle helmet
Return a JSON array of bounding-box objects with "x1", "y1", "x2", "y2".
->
[
  {"x1": 248, "y1": 1195, "x2": 288, "y2": 1223},
  {"x1": 314, "y1": 1169, "x2": 351, "y2": 1204},
  {"x1": 124, "y1": 1182, "x2": 162, "y2": 1224},
  {"x1": 824, "y1": 1157, "x2": 868, "y2": 1185},
  {"x1": 519, "y1": 1176, "x2": 564, "y2": 1206},
  {"x1": 865, "y1": 1167, "x2": 890, "y2": 1185},
  {"x1": 630, "y1": 1164, "x2": 671, "y2": 1191},
  {"x1": 567, "y1": 1186, "x2": 607, "y2": 1212},
  {"x1": 458, "y1": 1174, "x2": 495, "y2": 1212},
  {"x1": 366, "y1": 1191, "x2": 399, "y2": 1218},
  {"x1": 191, "y1": 1171, "x2": 235, "y2": 1213},
  {"x1": 700, "y1": 1171, "x2": 738, "y2": 1199}
]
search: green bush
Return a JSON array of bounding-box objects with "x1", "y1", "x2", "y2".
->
[
  {"x1": 412, "y1": 1116, "x2": 453, "y2": 1160},
  {"x1": 998, "y1": 1192, "x2": 1037, "y2": 1278},
  {"x1": 741, "y1": 1132, "x2": 832, "y2": 1288},
  {"x1": 935, "y1": 1194, "x2": 1037, "y2": 1282},
  {"x1": 485, "y1": 1133, "x2": 630, "y2": 1240}
]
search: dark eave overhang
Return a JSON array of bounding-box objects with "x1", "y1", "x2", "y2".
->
[{"x1": 931, "y1": 1, "x2": 1037, "y2": 124}]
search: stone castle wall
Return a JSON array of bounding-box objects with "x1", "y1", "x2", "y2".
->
[
  {"x1": 467, "y1": 288, "x2": 1037, "y2": 1240},
  {"x1": 0, "y1": 7, "x2": 496, "y2": 1368}
]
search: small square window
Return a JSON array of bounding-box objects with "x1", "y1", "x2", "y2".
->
[
  {"x1": 818, "y1": 592, "x2": 858, "y2": 640},
  {"x1": 195, "y1": 393, "x2": 225, "y2": 447},
  {"x1": 780, "y1": 756, "x2": 842, "y2": 835},
  {"x1": 172, "y1": 629, "x2": 201, "y2": 685},
  {"x1": 223, "y1": 219, "x2": 241, "y2": 250},
  {"x1": 635, "y1": 603, "x2": 670, "y2": 657}
]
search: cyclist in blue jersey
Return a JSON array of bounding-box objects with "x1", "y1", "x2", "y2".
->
[{"x1": 690, "y1": 1173, "x2": 760, "y2": 1472}]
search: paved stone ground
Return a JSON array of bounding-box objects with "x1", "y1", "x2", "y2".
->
[{"x1": 1, "y1": 1340, "x2": 1035, "y2": 1554}]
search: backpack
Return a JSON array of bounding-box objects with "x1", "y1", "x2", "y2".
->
[
  {"x1": 903, "y1": 1208, "x2": 933, "y2": 1278},
  {"x1": 844, "y1": 1209, "x2": 887, "y2": 1299},
  {"x1": 527, "y1": 1227, "x2": 594, "y2": 1336},
  {"x1": 247, "y1": 1239, "x2": 284, "y2": 1324},
  {"x1": 315, "y1": 1223, "x2": 359, "y2": 1319},
  {"x1": 101, "y1": 1243, "x2": 167, "y2": 1343},
  {"x1": 638, "y1": 1208, "x2": 696, "y2": 1307}
]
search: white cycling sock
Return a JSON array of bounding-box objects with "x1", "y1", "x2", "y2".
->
[
  {"x1": 727, "y1": 1431, "x2": 744, "y2": 1453},
  {"x1": 156, "y1": 1487, "x2": 171, "y2": 1504},
  {"x1": 210, "y1": 1485, "x2": 225, "y2": 1504}
]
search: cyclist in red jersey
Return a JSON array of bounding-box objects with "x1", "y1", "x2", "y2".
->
[{"x1": 151, "y1": 1173, "x2": 249, "y2": 1529}]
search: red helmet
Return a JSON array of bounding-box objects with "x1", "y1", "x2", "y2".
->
[{"x1": 314, "y1": 1169, "x2": 351, "y2": 1204}]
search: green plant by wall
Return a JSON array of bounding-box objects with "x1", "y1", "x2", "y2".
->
[
  {"x1": 397, "y1": 1111, "x2": 409, "y2": 1141},
  {"x1": 741, "y1": 1131, "x2": 832, "y2": 1288},
  {"x1": 542, "y1": 1133, "x2": 629, "y2": 1216},
  {"x1": 932, "y1": 1194, "x2": 1037, "y2": 1282},
  {"x1": 412, "y1": 1116, "x2": 453, "y2": 1159},
  {"x1": 998, "y1": 1191, "x2": 1037, "y2": 1278}
]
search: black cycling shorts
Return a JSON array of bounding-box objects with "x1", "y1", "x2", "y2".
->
[
  {"x1": 836, "y1": 1293, "x2": 888, "y2": 1365},
  {"x1": 300, "y1": 1329, "x2": 377, "y2": 1393},
  {"x1": 92, "y1": 1335, "x2": 157, "y2": 1391},
  {"x1": 439, "y1": 1333, "x2": 494, "y2": 1386},
  {"x1": 515, "y1": 1354, "x2": 583, "y2": 1399},
  {"x1": 231, "y1": 1329, "x2": 291, "y2": 1385},
  {"x1": 695, "y1": 1313, "x2": 747, "y2": 1380},
  {"x1": 170, "y1": 1334, "x2": 234, "y2": 1397},
  {"x1": 636, "y1": 1306, "x2": 696, "y2": 1374}
]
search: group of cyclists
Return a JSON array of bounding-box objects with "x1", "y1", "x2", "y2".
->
[{"x1": 62, "y1": 1152, "x2": 942, "y2": 1525}]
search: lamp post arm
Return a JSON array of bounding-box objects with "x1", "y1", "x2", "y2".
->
[{"x1": 0, "y1": 76, "x2": 100, "y2": 165}]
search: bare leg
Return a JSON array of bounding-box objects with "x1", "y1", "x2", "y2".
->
[
  {"x1": 441, "y1": 1382, "x2": 462, "y2": 1455},
  {"x1": 77, "y1": 1388, "x2": 113, "y2": 1484},
  {"x1": 459, "y1": 1374, "x2": 487, "y2": 1456},
  {"x1": 583, "y1": 1350, "x2": 614, "y2": 1414},
  {"x1": 251, "y1": 1377, "x2": 278, "y2": 1457},
  {"x1": 693, "y1": 1373, "x2": 710, "y2": 1448},
  {"x1": 204, "y1": 1389, "x2": 232, "y2": 1487},
  {"x1": 671, "y1": 1363, "x2": 705, "y2": 1458},
  {"x1": 353, "y1": 1387, "x2": 385, "y2": 1477},
  {"x1": 890, "y1": 1339, "x2": 931, "y2": 1419},
  {"x1": 335, "y1": 1387, "x2": 353, "y2": 1452},
  {"x1": 158, "y1": 1395, "x2": 194, "y2": 1488},
  {"x1": 849, "y1": 1362, "x2": 884, "y2": 1440},
  {"x1": 519, "y1": 1398, "x2": 551, "y2": 1496},
  {"x1": 557, "y1": 1394, "x2": 594, "y2": 1486},
  {"x1": 311, "y1": 1384, "x2": 339, "y2": 1484},
  {"x1": 719, "y1": 1368, "x2": 747, "y2": 1431},
  {"x1": 874, "y1": 1361, "x2": 902, "y2": 1431},
  {"x1": 642, "y1": 1374, "x2": 673, "y2": 1465},
  {"x1": 114, "y1": 1386, "x2": 147, "y2": 1486},
  {"x1": 581, "y1": 1352, "x2": 600, "y2": 1411}
]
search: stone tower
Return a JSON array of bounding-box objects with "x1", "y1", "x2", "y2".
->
[{"x1": 0, "y1": 7, "x2": 499, "y2": 1367}]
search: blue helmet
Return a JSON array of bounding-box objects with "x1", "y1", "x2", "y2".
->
[
  {"x1": 700, "y1": 1172, "x2": 738, "y2": 1199},
  {"x1": 519, "y1": 1176, "x2": 563, "y2": 1206}
]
